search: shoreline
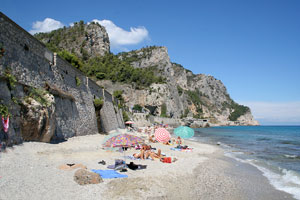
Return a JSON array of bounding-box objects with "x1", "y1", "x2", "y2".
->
[{"x1": 0, "y1": 132, "x2": 295, "y2": 200}]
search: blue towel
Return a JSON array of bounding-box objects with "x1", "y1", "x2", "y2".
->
[
  {"x1": 91, "y1": 169, "x2": 128, "y2": 179},
  {"x1": 170, "y1": 148, "x2": 181, "y2": 151}
]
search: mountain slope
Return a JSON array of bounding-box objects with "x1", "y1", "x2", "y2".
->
[
  {"x1": 114, "y1": 46, "x2": 259, "y2": 126},
  {"x1": 35, "y1": 23, "x2": 259, "y2": 126}
]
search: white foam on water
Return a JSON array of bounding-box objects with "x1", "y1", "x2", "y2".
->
[
  {"x1": 253, "y1": 165, "x2": 300, "y2": 200},
  {"x1": 284, "y1": 154, "x2": 299, "y2": 159},
  {"x1": 224, "y1": 151, "x2": 300, "y2": 200}
]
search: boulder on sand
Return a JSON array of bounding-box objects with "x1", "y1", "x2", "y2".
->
[{"x1": 74, "y1": 169, "x2": 103, "y2": 185}]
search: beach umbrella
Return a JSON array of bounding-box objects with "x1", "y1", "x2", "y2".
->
[
  {"x1": 154, "y1": 128, "x2": 171, "y2": 143},
  {"x1": 125, "y1": 121, "x2": 134, "y2": 124},
  {"x1": 174, "y1": 126, "x2": 194, "y2": 139},
  {"x1": 102, "y1": 131, "x2": 122, "y2": 146},
  {"x1": 102, "y1": 133, "x2": 144, "y2": 148},
  {"x1": 103, "y1": 133, "x2": 144, "y2": 170}
]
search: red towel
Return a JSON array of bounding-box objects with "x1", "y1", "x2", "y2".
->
[
  {"x1": 2, "y1": 115, "x2": 9, "y2": 132},
  {"x1": 161, "y1": 157, "x2": 172, "y2": 163}
]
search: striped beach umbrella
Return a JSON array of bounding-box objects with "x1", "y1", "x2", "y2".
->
[
  {"x1": 174, "y1": 126, "x2": 194, "y2": 139},
  {"x1": 154, "y1": 128, "x2": 171, "y2": 143},
  {"x1": 125, "y1": 121, "x2": 134, "y2": 124}
]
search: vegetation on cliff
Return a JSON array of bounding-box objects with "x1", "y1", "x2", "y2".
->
[
  {"x1": 34, "y1": 21, "x2": 254, "y2": 124},
  {"x1": 118, "y1": 46, "x2": 159, "y2": 63},
  {"x1": 84, "y1": 53, "x2": 165, "y2": 88},
  {"x1": 0, "y1": 103, "x2": 9, "y2": 118},
  {"x1": 35, "y1": 21, "x2": 165, "y2": 89},
  {"x1": 229, "y1": 102, "x2": 250, "y2": 121},
  {"x1": 35, "y1": 20, "x2": 89, "y2": 53},
  {"x1": 93, "y1": 97, "x2": 104, "y2": 110}
]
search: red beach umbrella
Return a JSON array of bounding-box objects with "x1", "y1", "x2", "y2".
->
[
  {"x1": 154, "y1": 128, "x2": 171, "y2": 143},
  {"x1": 125, "y1": 121, "x2": 134, "y2": 124}
]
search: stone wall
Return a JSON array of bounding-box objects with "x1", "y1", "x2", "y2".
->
[
  {"x1": 149, "y1": 116, "x2": 183, "y2": 127},
  {"x1": 0, "y1": 12, "x2": 123, "y2": 144}
]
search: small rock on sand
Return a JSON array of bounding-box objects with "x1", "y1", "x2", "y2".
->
[{"x1": 73, "y1": 169, "x2": 103, "y2": 185}]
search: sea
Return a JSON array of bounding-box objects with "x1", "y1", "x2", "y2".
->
[{"x1": 192, "y1": 126, "x2": 300, "y2": 200}]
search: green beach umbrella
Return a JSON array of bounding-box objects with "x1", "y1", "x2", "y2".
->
[{"x1": 174, "y1": 126, "x2": 194, "y2": 139}]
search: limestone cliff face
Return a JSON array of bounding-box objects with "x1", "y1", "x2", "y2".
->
[
  {"x1": 33, "y1": 18, "x2": 258, "y2": 126},
  {"x1": 35, "y1": 21, "x2": 110, "y2": 58},
  {"x1": 115, "y1": 46, "x2": 259, "y2": 126}
]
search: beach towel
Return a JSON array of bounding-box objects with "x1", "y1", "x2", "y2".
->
[
  {"x1": 124, "y1": 155, "x2": 152, "y2": 160},
  {"x1": 1, "y1": 115, "x2": 9, "y2": 132},
  {"x1": 170, "y1": 147, "x2": 193, "y2": 152},
  {"x1": 91, "y1": 169, "x2": 128, "y2": 179},
  {"x1": 161, "y1": 157, "x2": 172, "y2": 163}
]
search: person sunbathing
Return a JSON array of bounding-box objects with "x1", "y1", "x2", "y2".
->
[
  {"x1": 146, "y1": 149, "x2": 165, "y2": 160},
  {"x1": 149, "y1": 135, "x2": 156, "y2": 143},
  {"x1": 141, "y1": 144, "x2": 152, "y2": 151},
  {"x1": 133, "y1": 145, "x2": 152, "y2": 159},
  {"x1": 176, "y1": 136, "x2": 183, "y2": 145},
  {"x1": 133, "y1": 149, "x2": 146, "y2": 159}
]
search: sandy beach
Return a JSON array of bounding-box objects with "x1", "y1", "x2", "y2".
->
[{"x1": 0, "y1": 130, "x2": 295, "y2": 200}]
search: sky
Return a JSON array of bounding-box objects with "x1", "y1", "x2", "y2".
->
[{"x1": 2, "y1": 0, "x2": 300, "y2": 125}]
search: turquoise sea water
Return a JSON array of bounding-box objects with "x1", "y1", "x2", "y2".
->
[{"x1": 193, "y1": 126, "x2": 300, "y2": 200}]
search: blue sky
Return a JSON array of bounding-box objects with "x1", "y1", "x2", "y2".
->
[{"x1": 2, "y1": 0, "x2": 300, "y2": 125}]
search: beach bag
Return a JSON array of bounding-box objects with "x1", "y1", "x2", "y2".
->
[{"x1": 114, "y1": 159, "x2": 126, "y2": 170}]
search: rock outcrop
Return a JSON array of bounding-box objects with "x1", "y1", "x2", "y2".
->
[
  {"x1": 35, "y1": 21, "x2": 110, "y2": 58},
  {"x1": 31, "y1": 16, "x2": 258, "y2": 127},
  {"x1": 111, "y1": 46, "x2": 259, "y2": 126},
  {"x1": 20, "y1": 94, "x2": 56, "y2": 142}
]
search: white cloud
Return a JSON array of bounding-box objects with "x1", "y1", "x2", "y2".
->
[
  {"x1": 29, "y1": 18, "x2": 64, "y2": 34},
  {"x1": 239, "y1": 101, "x2": 300, "y2": 124},
  {"x1": 91, "y1": 19, "x2": 149, "y2": 49}
]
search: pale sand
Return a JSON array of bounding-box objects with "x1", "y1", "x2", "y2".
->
[{"x1": 0, "y1": 130, "x2": 294, "y2": 200}]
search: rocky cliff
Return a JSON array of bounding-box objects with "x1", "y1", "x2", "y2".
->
[
  {"x1": 112, "y1": 46, "x2": 259, "y2": 126},
  {"x1": 33, "y1": 21, "x2": 259, "y2": 127},
  {"x1": 35, "y1": 21, "x2": 110, "y2": 59}
]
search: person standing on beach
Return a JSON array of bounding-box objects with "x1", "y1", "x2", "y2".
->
[{"x1": 147, "y1": 126, "x2": 152, "y2": 137}]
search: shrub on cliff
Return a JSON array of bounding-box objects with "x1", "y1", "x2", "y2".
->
[
  {"x1": 84, "y1": 53, "x2": 165, "y2": 88},
  {"x1": 133, "y1": 104, "x2": 143, "y2": 112},
  {"x1": 229, "y1": 103, "x2": 250, "y2": 121},
  {"x1": 4, "y1": 68, "x2": 17, "y2": 90},
  {"x1": 160, "y1": 103, "x2": 168, "y2": 117},
  {"x1": 0, "y1": 103, "x2": 9, "y2": 118},
  {"x1": 122, "y1": 110, "x2": 130, "y2": 122},
  {"x1": 93, "y1": 98, "x2": 104, "y2": 110},
  {"x1": 177, "y1": 86, "x2": 183, "y2": 96},
  {"x1": 26, "y1": 87, "x2": 53, "y2": 107},
  {"x1": 58, "y1": 50, "x2": 83, "y2": 70}
]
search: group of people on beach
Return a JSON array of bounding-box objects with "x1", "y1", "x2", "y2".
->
[
  {"x1": 132, "y1": 144, "x2": 173, "y2": 163},
  {"x1": 148, "y1": 133, "x2": 183, "y2": 145},
  {"x1": 133, "y1": 144, "x2": 163, "y2": 160}
]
